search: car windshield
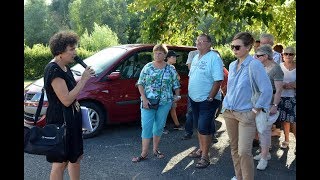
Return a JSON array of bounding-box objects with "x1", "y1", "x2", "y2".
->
[{"x1": 71, "y1": 47, "x2": 127, "y2": 75}]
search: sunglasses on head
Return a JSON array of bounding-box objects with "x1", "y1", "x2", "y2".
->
[
  {"x1": 231, "y1": 45, "x2": 242, "y2": 50},
  {"x1": 283, "y1": 53, "x2": 294, "y2": 56}
]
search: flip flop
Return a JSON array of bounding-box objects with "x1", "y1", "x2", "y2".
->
[
  {"x1": 153, "y1": 150, "x2": 165, "y2": 159},
  {"x1": 132, "y1": 154, "x2": 148, "y2": 163}
]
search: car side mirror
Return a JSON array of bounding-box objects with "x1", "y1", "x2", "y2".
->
[{"x1": 107, "y1": 72, "x2": 121, "y2": 80}]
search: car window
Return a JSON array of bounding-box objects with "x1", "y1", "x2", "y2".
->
[
  {"x1": 71, "y1": 47, "x2": 127, "y2": 75},
  {"x1": 169, "y1": 50, "x2": 190, "y2": 75},
  {"x1": 115, "y1": 51, "x2": 153, "y2": 79}
]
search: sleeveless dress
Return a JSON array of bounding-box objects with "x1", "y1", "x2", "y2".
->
[{"x1": 43, "y1": 62, "x2": 83, "y2": 163}]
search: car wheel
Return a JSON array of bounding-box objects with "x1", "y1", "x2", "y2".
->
[{"x1": 80, "y1": 102, "x2": 106, "y2": 139}]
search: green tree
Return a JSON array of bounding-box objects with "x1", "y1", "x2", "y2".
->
[
  {"x1": 80, "y1": 23, "x2": 119, "y2": 52},
  {"x1": 24, "y1": 0, "x2": 59, "y2": 46},
  {"x1": 48, "y1": 0, "x2": 74, "y2": 30},
  {"x1": 245, "y1": 0, "x2": 296, "y2": 45},
  {"x1": 70, "y1": 0, "x2": 136, "y2": 44},
  {"x1": 128, "y1": 0, "x2": 296, "y2": 45},
  {"x1": 101, "y1": 0, "x2": 130, "y2": 44},
  {"x1": 69, "y1": 0, "x2": 105, "y2": 35}
]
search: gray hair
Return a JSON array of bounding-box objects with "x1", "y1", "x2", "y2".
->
[
  {"x1": 260, "y1": 33, "x2": 274, "y2": 46},
  {"x1": 283, "y1": 46, "x2": 296, "y2": 54},
  {"x1": 256, "y1": 44, "x2": 273, "y2": 60}
]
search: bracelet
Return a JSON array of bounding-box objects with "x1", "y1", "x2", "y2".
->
[
  {"x1": 174, "y1": 95, "x2": 181, "y2": 100},
  {"x1": 252, "y1": 108, "x2": 257, "y2": 114},
  {"x1": 207, "y1": 97, "x2": 214, "y2": 101}
]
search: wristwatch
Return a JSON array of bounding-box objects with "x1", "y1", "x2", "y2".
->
[
  {"x1": 273, "y1": 104, "x2": 278, "y2": 107},
  {"x1": 207, "y1": 97, "x2": 214, "y2": 102},
  {"x1": 174, "y1": 95, "x2": 181, "y2": 100}
]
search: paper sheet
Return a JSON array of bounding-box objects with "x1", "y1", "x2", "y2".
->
[{"x1": 81, "y1": 106, "x2": 93, "y2": 132}]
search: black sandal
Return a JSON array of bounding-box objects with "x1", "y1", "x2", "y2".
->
[
  {"x1": 195, "y1": 157, "x2": 210, "y2": 168},
  {"x1": 153, "y1": 150, "x2": 165, "y2": 159},
  {"x1": 132, "y1": 154, "x2": 148, "y2": 163},
  {"x1": 188, "y1": 149, "x2": 202, "y2": 158}
]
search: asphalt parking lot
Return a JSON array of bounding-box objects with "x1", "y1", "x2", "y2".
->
[{"x1": 24, "y1": 115, "x2": 296, "y2": 180}]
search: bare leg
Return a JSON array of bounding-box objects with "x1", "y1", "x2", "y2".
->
[
  {"x1": 199, "y1": 133, "x2": 211, "y2": 159},
  {"x1": 170, "y1": 108, "x2": 180, "y2": 126},
  {"x1": 291, "y1": 123, "x2": 296, "y2": 138},
  {"x1": 292, "y1": 123, "x2": 296, "y2": 154},
  {"x1": 141, "y1": 138, "x2": 151, "y2": 157},
  {"x1": 254, "y1": 132, "x2": 259, "y2": 140},
  {"x1": 152, "y1": 136, "x2": 160, "y2": 152},
  {"x1": 50, "y1": 162, "x2": 68, "y2": 180},
  {"x1": 67, "y1": 155, "x2": 83, "y2": 180},
  {"x1": 283, "y1": 122, "x2": 290, "y2": 142},
  {"x1": 197, "y1": 131, "x2": 202, "y2": 152}
]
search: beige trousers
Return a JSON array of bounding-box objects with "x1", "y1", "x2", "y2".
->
[{"x1": 223, "y1": 109, "x2": 256, "y2": 180}]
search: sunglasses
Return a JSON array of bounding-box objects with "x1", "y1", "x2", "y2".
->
[
  {"x1": 231, "y1": 45, "x2": 242, "y2": 50},
  {"x1": 255, "y1": 54, "x2": 265, "y2": 58},
  {"x1": 283, "y1": 53, "x2": 295, "y2": 56},
  {"x1": 195, "y1": 40, "x2": 209, "y2": 43}
]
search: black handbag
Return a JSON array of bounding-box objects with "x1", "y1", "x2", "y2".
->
[
  {"x1": 24, "y1": 88, "x2": 67, "y2": 157},
  {"x1": 147, "y1": 65, "x2": 167, "y2": 110},
  {"x1": 147, "y1": 98, "x2": 160, "y2": 110}
]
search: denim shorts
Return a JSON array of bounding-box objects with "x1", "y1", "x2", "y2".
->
[{"x1": 189, "y1": 97, "x2": 221, "y2": 135}]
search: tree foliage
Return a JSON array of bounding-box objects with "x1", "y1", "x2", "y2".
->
[
  {"x1": 69, "y1": 0, "x2": 135, "y2": 44},
  {"x1": 48, "y1": 0, "x2": 74, "y2": 29},
  {"x1": 128, "y1": 0, "x2": 296, "y2": 45},
  {"x1": 69, "y1": 0, "x2": 105, "y2": 35},
  {"x1": 24, "y1": 0, "x2": 295, "y2": 47},
  {"x1": 24, "y1": 0, "x2": 59, "y2": 46},
  {"x1": 80, "y1": 23, "x2": 119, "y2": 52}
]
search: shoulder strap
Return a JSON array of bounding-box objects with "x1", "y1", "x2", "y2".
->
[
  {"x1": 34, "y1": 88, "x2": 44, "y2": 125},
  {"x1": 248, "y1": 60, "x2": 258, "y2": 102},
  {"x1": 158, "y1": 64, "x2": 167, "y2": 98}
]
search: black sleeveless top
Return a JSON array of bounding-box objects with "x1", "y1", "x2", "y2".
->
[{"x1": 43, "y1": 61, "x2": 83, "y2": 163}]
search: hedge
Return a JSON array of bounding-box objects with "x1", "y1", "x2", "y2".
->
[{"x1": 24, "y1": 44, "x2": 94, "y2": 80}]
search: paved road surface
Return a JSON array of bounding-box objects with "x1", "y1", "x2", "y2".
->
[{"x1": 24, "y1": 115, "x2": 296, "y2": 180}]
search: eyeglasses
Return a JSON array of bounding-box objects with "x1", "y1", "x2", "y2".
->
[
  {"x1": 231, "y1": 45, "x2": 243, "y2": 50},
  {"x1": 255, "y1": 54, "x2": 265, "y2": 58},
  {"x1": 283, "y1": 53, "x2": 295, "y2": 56},
  {"x1": 153, "y1": 52, "x2": 165, "y2": 56},
  {"x1": 195, "y1": 40, "x2": 209, "y2": 43}
]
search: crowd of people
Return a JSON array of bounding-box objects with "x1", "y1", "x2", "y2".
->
[{"x1": 42, "y1": 30, "x2": 296, "y2": 180}]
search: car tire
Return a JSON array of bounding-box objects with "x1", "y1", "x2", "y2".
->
[{"x1": 80, "y1": 102, "x2": 106, "y2": 139}]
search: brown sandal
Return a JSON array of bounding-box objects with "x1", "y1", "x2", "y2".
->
[
  {"x1": 153, "y1": 150, "x2": 165, "y2": 159},
  {"x1": 195, "y1": 157, "x2": 210, "y2": 168},
  {"x1": 188, "y1": 149, "x2": 202, "y2": 158},
  {"x1": 132, "y1": 154, "x2": 148, "y2": 163}
]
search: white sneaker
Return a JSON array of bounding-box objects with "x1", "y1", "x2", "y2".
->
[
  {"x1": 257, "y1": 158, "x2": 268, "y2": 170},
  {"x1": 231, "y1": 176, "x2": 237, "y2": 180},
  {"x1": 253, "y1": 153, "x2": 271, "y2": 161}
]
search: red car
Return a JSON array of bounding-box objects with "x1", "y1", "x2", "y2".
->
[{"x1": 24, "y1": 44, "x2": 197, "y2": 138}]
